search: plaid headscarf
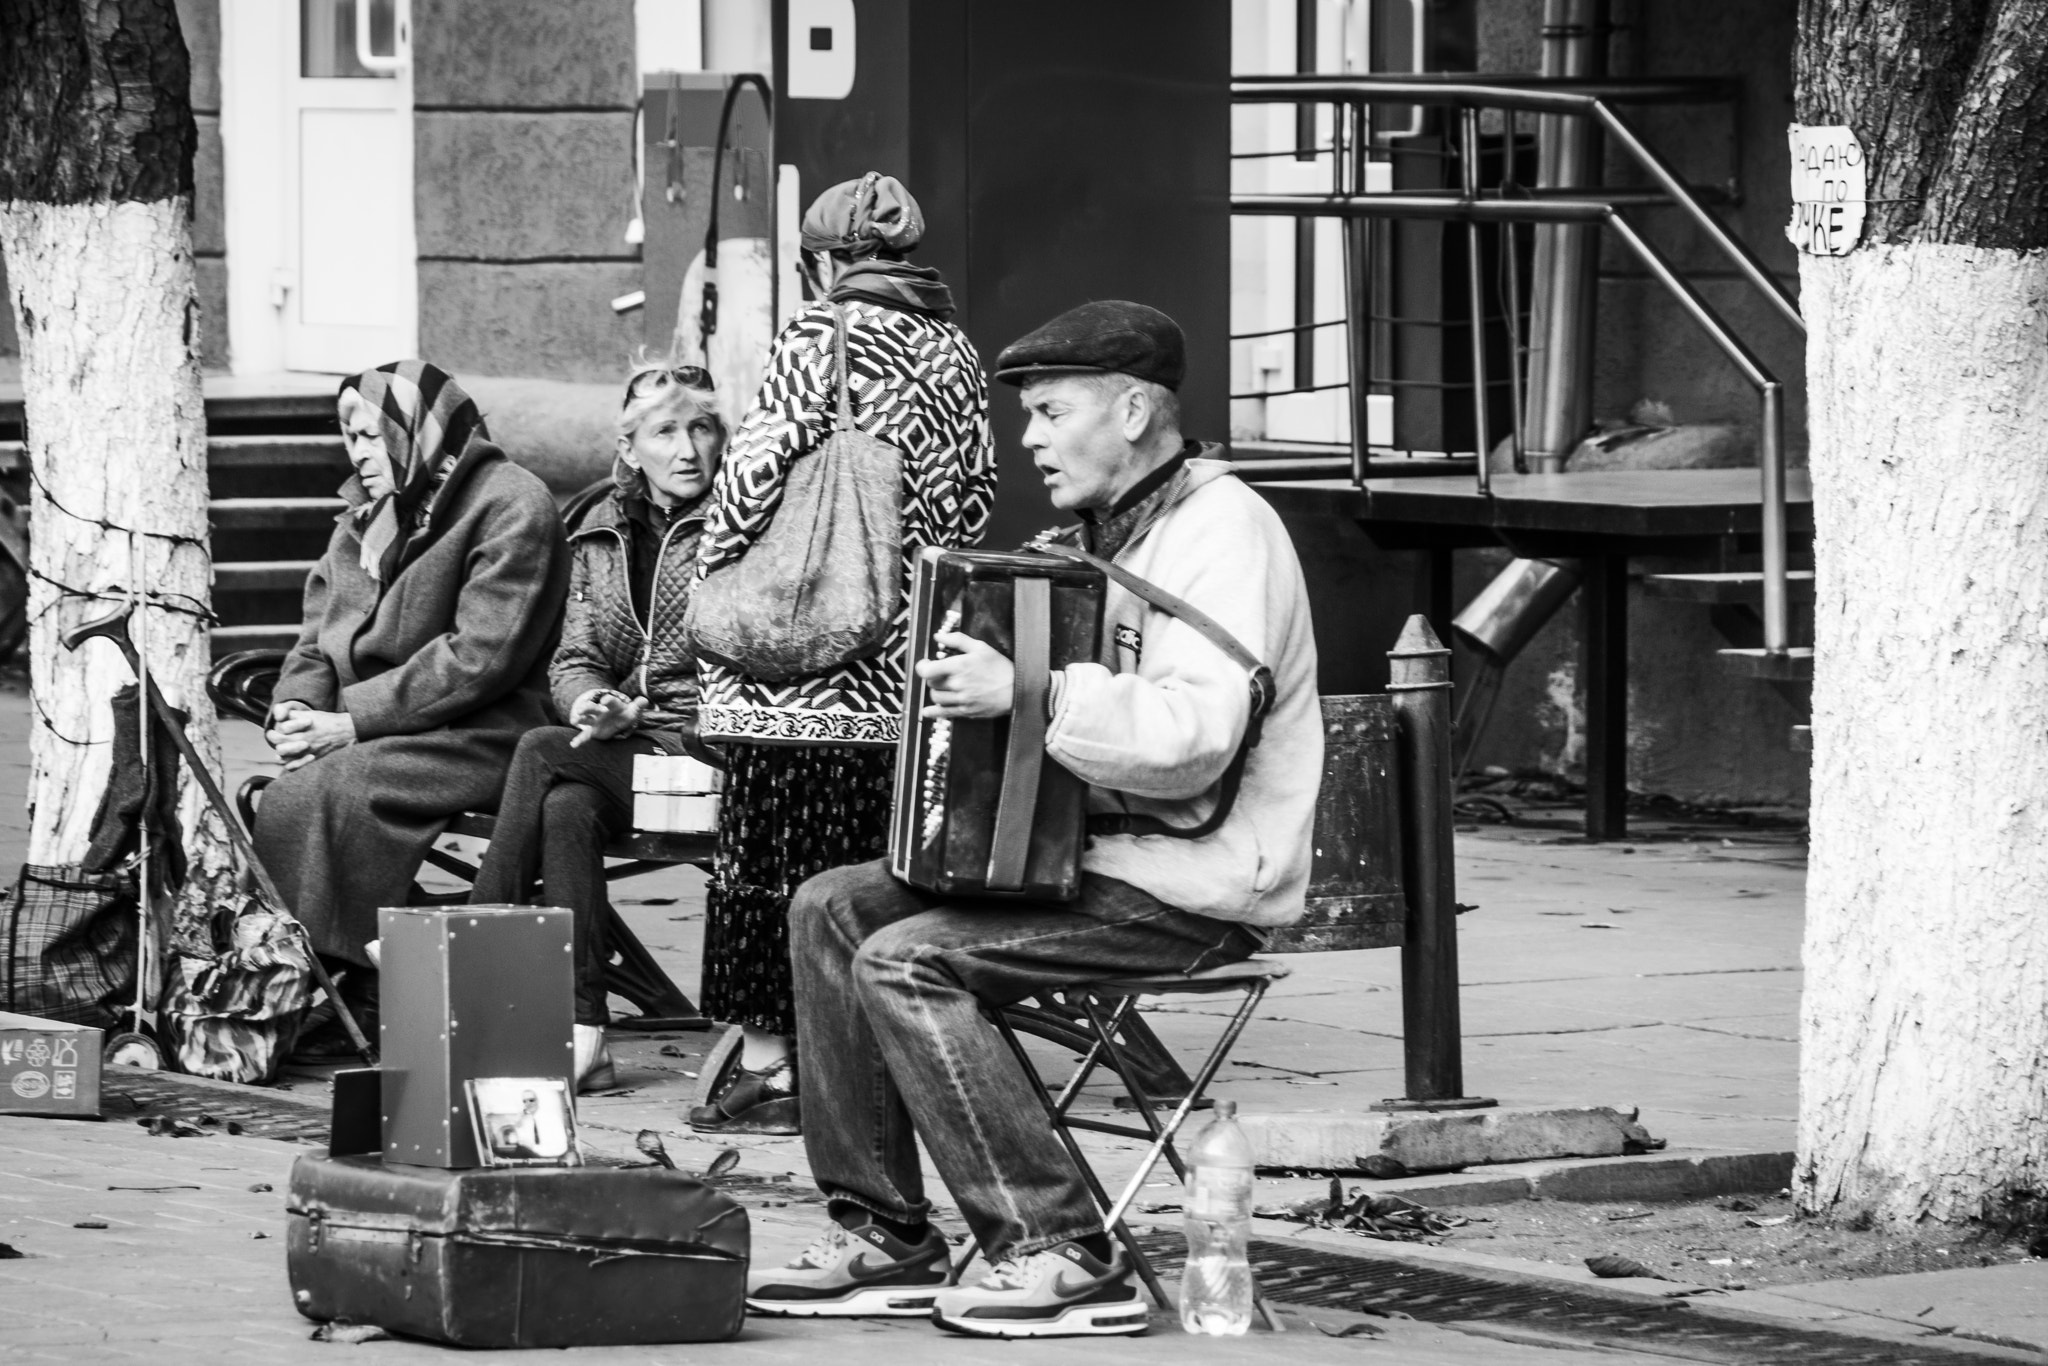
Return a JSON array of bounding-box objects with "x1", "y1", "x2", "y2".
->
[{"x1": 336, "y1": 360, "x2": 488, "y2": 586}]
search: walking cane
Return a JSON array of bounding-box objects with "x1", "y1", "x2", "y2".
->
[
  {"x1": 62, "y1": 602, "x2": 377, "y2": 1065},
  {"x1": 127, "y1": 541, "x2": 154, "y2": 1046}
]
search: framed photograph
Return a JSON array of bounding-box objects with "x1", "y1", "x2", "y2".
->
[{"x1": 464, "y1": 1077, "x2": 581, "y2": 1167}]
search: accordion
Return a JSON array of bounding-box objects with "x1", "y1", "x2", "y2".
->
[{"x1": 890, "y1": 547, "x2": 1105, "y2": 900}]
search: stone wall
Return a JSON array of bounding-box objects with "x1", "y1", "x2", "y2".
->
[{"x1": 410, "y1": 0, "x2": 643, "y2": 382}]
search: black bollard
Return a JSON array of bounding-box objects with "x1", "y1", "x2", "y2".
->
[{"x1": 1386, "y1": 615, "x2": 1492, "y2": 1109}]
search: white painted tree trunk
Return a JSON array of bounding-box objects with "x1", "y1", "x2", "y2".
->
[
  {"x1": 0, "y1": 198, "x2": 231, "y2": 944},
  {"x1": 1800, "y1": 242, "x2": 2048, "y2": 1226}
]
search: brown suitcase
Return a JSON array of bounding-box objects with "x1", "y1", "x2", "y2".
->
[
  {"x1": 890, "y1": 547, "x2": 1105, "y2": 900},
  {"x1": 285, "y1": 1153, "x2": 749, "y2": 1347}
]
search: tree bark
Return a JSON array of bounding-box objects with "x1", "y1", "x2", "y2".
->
[
  {"x1": 0, "y1": 0, "x2": 229, "y2": 954},
  {"x1": 1798, "y1": 0, "x2": 2048, "y2": 1231}
]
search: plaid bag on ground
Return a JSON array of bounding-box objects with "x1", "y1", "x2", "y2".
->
[{"x1": 0, "y1": 863, "x2": 137, "y2": 1027}]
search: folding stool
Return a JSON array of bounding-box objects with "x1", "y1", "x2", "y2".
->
[{"x1": 991, "y1": 957, "x2": 1289, "y2": 1327}]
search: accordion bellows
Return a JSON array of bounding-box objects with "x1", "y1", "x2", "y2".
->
[{"x1": 890, "y1": 548, "x2": 1105, "y2": 900}]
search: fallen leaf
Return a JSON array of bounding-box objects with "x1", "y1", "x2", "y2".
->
[
  {"x1": 1312, "y1": 1321, "x2": 1384, "y2": 1338},
  {"x1": 310, "y1": 1322, "x2": 390, "y2": 1344},
  {"x1": 703, "y1": 1148, "x2": 741, "y2": 1181},
  {"x1": 1585, "y1": 1254, "x2": 1667, "y2": 1280},
  {"x1": 1607, "y1": 1210, "x2": 1654, "y2": 1221},
  {"x1": 659, "y1": 1044, "x2": 689, "y2": 1058},
  {"x1": 0, "y1": 1242, "x2": 22, "y2": 1258},
  {"x1": 248, "y1": 1183, "x2": 274, "y2": 1193},
  {"x1": 228, "y1": 1122, "x2": 245, "y2": 1136},
  {"x1": 1744, "y1": 1215, "x2": 1791, "y2": 1228},
  {"x1": 1721, "y1": 1198, "x2": 1758, "y2": 1212},
  {"x1": 251, "y1": 1231, "x2": 269, "y2": 1240},
  {"x1": 1580, "y1": 922, "x2": 1616, "y2": 930},
  {"x1": 107, "y1": 1184, "x2": 201, "y2": 1192},
  {"x1": 72, "y1": 1221, "x2": 109, "y2": 1230}
]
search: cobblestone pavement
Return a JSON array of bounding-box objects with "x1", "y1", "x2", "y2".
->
[{"x1": 0, "y1": 1113, "x2": 1659, "y2": 1364}]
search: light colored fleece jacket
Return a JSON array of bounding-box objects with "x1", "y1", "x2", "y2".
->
[{"x1": 1045, "y1": 458, "x2": 1321, "y2": 927}]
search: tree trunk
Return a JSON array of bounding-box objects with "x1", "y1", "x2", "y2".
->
[
  {"x1": 1798, "y1": 0, "x2": 2048, "y2": 1231},
  {"x1": 0, "y1": 0, "x2": 230, "y2": 957}
]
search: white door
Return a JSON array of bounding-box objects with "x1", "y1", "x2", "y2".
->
[{"x1": 281, "y1": 0, "x2": 417, "y2": 372}]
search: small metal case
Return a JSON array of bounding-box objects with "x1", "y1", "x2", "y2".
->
[{"x1": 378, "y1": 906, "x2": 573, "y2": 1168}]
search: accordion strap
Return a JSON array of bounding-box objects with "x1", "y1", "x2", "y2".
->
[
  {"x1": 986, "y1": 576, "x2": 1052, "y2": 891},
  {"x1": 1027, "y1": 540, "x2": 1275, "y2": 843}
]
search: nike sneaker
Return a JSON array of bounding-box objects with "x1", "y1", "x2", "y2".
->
[
  {"x1": 746, "y1": 1217, "x2": 954, "y2": 1317},
  {"x1": 931, "y1": 1240, "x2": 1150, "y2": 1338}
]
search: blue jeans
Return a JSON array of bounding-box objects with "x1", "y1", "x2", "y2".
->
[{"x1": 789, "y1": 858, "x2": 1261, "y2": 1261}]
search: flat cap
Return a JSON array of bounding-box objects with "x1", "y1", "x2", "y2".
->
[{"x1": 994, "y1": 300, "x2": 1186, "y2": 390}]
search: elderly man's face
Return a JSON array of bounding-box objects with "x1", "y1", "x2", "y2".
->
[
  {"x1": 339, "y1": 396, "x2": 397, "y2": 501},
  {"x1": 1019, "y1": 375, "x2": 1139, "y2": 514}
]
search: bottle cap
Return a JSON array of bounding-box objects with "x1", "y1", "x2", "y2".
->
[{"x1": 1213, "y1": 1099, "x2": 1237, "y2": 1120}]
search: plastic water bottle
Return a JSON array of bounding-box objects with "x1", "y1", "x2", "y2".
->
[{"x1": 1180, "y1": 1098, "x2": 1255, "y2": 1335}]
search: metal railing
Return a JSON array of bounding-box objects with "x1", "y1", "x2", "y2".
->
[{"x1": 1231, "y1": 74, "x2": 1803, "y2": 657}]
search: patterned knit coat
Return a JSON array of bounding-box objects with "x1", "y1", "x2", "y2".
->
[{"x1": 696, "y1": 298, "x2": 994, "y2": 746}]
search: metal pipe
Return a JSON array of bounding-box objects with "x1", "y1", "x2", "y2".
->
[
  {"x1": 1460, "y1": 108, "x2": 1492, "y2": 494},
  {"x1": 1341, "y1": 103, "x2": 1372, "y2": 485},
  {"x1": 1388, "y1": 615, "x2": 1463, "y2": 1102},
  {"x1": 1592, "y1": 105, "x2": 1803, "y2": 335},
  {"x1": 1759, "y1": 382, "x2": 1788, "y2": 653},
  {"x1": 1522, "y1": 0, "x2": 1604, "y2": 476},
  {"x1": 1504, "y1": 211, "x2": 1527, "y2": 471},
  {"x1": 1234, "y1": 193, "x2": 1613, "y2": 222},
  {"x1": 1231, "y1": 78, "x2": 1805, "y2": 336},
  {"x1": 1234, "y1": 73, "x2": 1738, "y2": 104},
  {"x1": 1602, "y1": 213, "x2": 1771, "y2": 388}
]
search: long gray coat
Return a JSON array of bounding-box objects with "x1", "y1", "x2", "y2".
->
[{"x1": 255, "y1": 442, "x2": 570, "y2": 965}]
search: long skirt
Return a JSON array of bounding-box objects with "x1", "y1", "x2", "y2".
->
[
  {"x1": 252, "y1": 728, "x2": 520, "y2": 967},
  {"x1": 701, "y1": 743, "x2": 894, "y2": 1036}
]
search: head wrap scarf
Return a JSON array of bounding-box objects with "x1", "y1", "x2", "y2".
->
[
  {"x1": 799, "y1": 172, "x2": 955, "y2": 319},
  {"x1": 336, "y1": 360, "x2": 488, "y2": 586}
]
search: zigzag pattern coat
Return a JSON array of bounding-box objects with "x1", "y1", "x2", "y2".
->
[{"x1": 696, "y1": 299, "x2": 994, "y2": 746}]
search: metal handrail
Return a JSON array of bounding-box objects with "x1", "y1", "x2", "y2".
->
[
  {"x1": 1232, "y1": 76, "x2": 1803, "y2": 335},
  {"x1": 1231, "y1": 76, "x2": 1798, "y2": 656}
]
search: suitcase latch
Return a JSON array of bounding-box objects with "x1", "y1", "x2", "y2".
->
[
  {"x1": 407, "y1": 1229, "x2": 425, "y2": 1265},
  {"x1": 307, "y1": 1208, "x2": 323, "y2": 1252}
]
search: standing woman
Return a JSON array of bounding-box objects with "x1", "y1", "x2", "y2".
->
[
  {"x1": 689, "y1": 174, "x2": 993, "y2": 1134},
  {"x1": 470, "y1": 363, "x2": 726, "y2": 1092}
]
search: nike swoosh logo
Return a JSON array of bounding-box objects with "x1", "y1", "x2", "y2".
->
[
  {"x1": 845, "y1": 1250, "x2": 939, "y2": 1284},
  {"x1": 1049, "y1": 1268, "x2": 1127, "y2": 1299}
]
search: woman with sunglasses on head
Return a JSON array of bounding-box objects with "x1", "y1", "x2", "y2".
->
[
  {"x1": 468, "y1": 362, "x2": 727, "y2": 1091},
  {"x1": 687, "y1": 173, "x2": 994, "y2": 1134}
]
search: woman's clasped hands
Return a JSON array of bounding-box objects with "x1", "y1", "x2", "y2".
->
[{"x1": 266, "y1": 700, "x2": 358, "y2": 771}]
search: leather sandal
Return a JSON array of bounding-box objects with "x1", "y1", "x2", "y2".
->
[{"x1": 687, "y1": 1057, "x2": 800, "y2": 1135}]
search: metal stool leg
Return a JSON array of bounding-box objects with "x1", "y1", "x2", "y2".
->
[{"x1": 989, "y1": 1008, "x2": 1176, "y2": 1312}]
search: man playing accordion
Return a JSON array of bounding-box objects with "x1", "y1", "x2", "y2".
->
[{"x1": 745, "y1": 301, "x2": 1323, "y2": 1338}]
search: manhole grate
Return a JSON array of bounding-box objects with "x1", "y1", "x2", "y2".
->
[
  {"x1": 103, "y1": 1071, "x2": 333, "y2": 1143},
  {"x1": 1135, "y1": 1233, "x2": 2006, "y2": 1365}
]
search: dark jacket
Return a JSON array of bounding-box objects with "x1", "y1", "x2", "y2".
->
[
  {"x1": 273, "y1": 441, "x2": 571, "y2": 739},
  {"x1": 551, "y1": 489, "x2": 705, "y2": 730}
]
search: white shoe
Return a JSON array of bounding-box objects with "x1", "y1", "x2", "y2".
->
[{"x1": 574, "y1": 1023, "x2": 615, "y2": 1092}]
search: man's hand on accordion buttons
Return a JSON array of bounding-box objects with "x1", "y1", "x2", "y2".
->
[{"x1": 918, "y1": 631, "x2": 1015, "y2": 719}]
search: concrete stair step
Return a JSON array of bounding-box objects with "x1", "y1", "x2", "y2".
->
[
  {"x1": 214, "y1": 560, "x2": 317, "y2": 593},
  {"x1": 1719, "y1": 646, "x2": 1814, "y2": 682},
  {"x1": 208, "y1": 497, "x2": 345, "y2": 532},
  {"x1": 209, "y1": 623, "x2": 300, "y2": 655},
  {"x1": 1642, "y1": 570, "x2": 1815, "y2": 605},
  {"x1": 207, "y1": 433, "x2": 346, "y2": 467}
]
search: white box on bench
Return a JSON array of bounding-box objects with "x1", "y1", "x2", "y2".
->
[{"x1": 630, "y1": 755, "x2": 723, "y2": 834}]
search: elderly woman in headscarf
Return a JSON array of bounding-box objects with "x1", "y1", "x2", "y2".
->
[
  {"x1": 687, "y1": 173, "x2": 994, "y2": 1134},
  {"x1": 256, "y1": 360, "x2": 570, "y2": 1049},
  {"x1": 469, "y1": 362, "x2": 726, "y2": 1091}
]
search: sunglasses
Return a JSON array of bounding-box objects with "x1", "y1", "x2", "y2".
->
[{"x1": 623, "y1": 365, "x2": 714, "y2": 405}]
